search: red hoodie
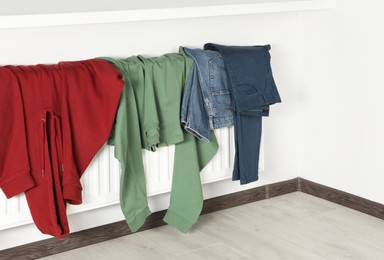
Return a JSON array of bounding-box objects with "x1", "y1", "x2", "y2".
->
[{"x1": 0, "y1": 59, "x2": 124, "y2": 238}]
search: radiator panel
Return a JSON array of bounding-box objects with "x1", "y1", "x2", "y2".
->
[{"x1": 0, "y1": 127, "x2": 264, "y2": 230}]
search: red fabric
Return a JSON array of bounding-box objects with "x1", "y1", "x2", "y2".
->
[
  {"x1": 0, "y1": 59, "x2": 124, "y2": 238},
  {"x1": 0, "y1": 68, "x2": 34, "y2": 198}
]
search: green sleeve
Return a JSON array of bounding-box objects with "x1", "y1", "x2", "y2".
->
[
  {"x1": 101, "y1": 57, "x2": 151, "y2": 232},
  {"x1": 164, "y1": 130, "x2": 218, "y2": 232}
]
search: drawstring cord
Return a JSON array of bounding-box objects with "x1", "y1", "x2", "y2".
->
[
  {"x1": 41, "y1": 118, "x2": 46, "y2": 177},
  {"x1": 41, "y1": 113, "x2": 64, "y2": 178},
  {"x1": 54, "y1": 116, "x2": 64, "y2": 174}
]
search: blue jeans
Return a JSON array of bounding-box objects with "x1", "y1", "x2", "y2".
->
[
  {"x1": 204, "y1": 43, "x2": 281, "y2": 184},
  {"x1": 181, "y1": 47, "x2": 234, "y2": 141}
]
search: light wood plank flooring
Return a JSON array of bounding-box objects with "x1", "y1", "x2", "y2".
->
[{"x1": 40, "y1": 192, "x2": 384, "y2": 259}]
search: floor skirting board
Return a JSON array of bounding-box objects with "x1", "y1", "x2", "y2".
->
[
  {"x1": 1, "y1": 177, "x2": 384, "y2": 259},
  {"x1": 299, "y1": 178, "x2": 384, "y2": 221}
]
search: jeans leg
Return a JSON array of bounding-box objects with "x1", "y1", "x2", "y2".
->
[
  {"x1": 232, "y1": 113, "x2": 240, "y2": 181},
  {"x1": 236, "y1": 113, "x2": 262, "y2": 184}
]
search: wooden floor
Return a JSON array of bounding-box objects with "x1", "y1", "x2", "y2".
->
[{"x1": 40, "y1": 192, "x2": 384, "y2": 259}]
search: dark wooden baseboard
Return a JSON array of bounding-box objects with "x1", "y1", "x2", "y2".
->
[
  {"x1": 2, "y1": 177, "x2": 384, "y2": 259},
  {"x1": 300, "y1": 178, "x2": 384, "y2": 221},
  {"x1": 201, "y1": 178, "x2": 298, "y2": 215}
]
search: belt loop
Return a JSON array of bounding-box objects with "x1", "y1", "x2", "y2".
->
[{"x1": 261, "y1": 93, "x2": 268, "y2": 106}]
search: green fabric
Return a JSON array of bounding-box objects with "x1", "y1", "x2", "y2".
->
[
  {"x1": 101, "y1": 52, "x2": 218, "y2": 233},
  {"x1": 164, "y1": 131, "x2": 218, "y2": 232},
  {"x1": 139, "y1": 54, "x2": 186, "y2": 150},
  {"x1": 102, "y1": 57, "x2": 151, "y2": 232}
]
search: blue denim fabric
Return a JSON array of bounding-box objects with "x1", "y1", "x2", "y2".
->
[
  {"x1": 204, "y1": 43, "x2": 281, "y2": 184},
  {"x1": 181, "y1": 47, "x2": 234, "y2": 141}
]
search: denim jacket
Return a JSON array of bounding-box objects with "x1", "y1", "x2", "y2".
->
[{"x1": 181, "y1": 47, "x2": 234, "y2": 141}]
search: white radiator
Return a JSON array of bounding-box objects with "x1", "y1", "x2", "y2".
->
[{"x1": 0, "y1": 127, "x2": 263, "y2": 231}]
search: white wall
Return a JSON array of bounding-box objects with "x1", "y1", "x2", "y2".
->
[
  {"x1": 0, "y1": 12, "x2": 300, "y2": 249},
  {"x1": 300, "y1": 0, "x2": 384, "y2": 203},
  {"x1": 2, "y1": 0, "x2": 382, "y2": 250}
]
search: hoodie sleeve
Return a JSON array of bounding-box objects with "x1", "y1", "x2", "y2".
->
[
  {"x1": 0, "y1": 67, "x2": 35, "y2": 198},
  {"x1": 59, "y1": 59, "x2": 124, "y2": 204}
]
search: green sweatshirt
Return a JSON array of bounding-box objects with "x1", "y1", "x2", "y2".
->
[{"x1": 102, "y1": 51, "x2": 218, "y2": 232}]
